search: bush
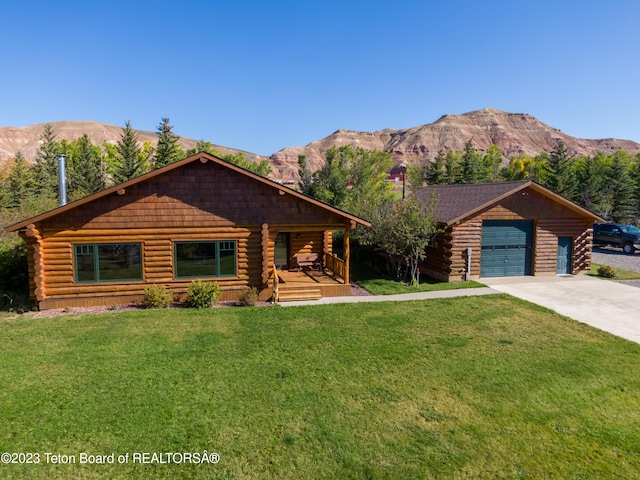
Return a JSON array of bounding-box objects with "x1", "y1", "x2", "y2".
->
[
  {"x1": 185, "y1": 279, "x2": 221, "y2": 308},
  {"x1": 238, "y1": 287, "x2": 260, "y2": 306},
  {"x1": 0, "y1": 239, "x2": 33, "y2": 312},
  {"x1": 597, "y1": 265, "x2": 617, "y2": 278},
  {"x1": 143, "y1": 284, "x2": 173, "y2": 309}
]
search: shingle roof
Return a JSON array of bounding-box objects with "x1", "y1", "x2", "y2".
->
[
  {"x1": 5, "y1": 152, "x2": 371, "y2": 232},
  {"x1": 415, "y1": 180, "x2": 602, "y2": 224}
]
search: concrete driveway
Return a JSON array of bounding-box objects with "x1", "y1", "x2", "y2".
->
[{"x1": 482, "y1": 275, "x2": 640, "y2": 344}]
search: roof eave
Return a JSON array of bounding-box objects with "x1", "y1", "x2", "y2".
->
[
  {"x1": 4, "y1": 152, "x2": 370, "y2": 233},
  {"x1": 444, "y1": 180, "x2": 604, "y2": 225}
]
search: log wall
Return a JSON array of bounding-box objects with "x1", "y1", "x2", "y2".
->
[{"x1": 420, "y1": 187, "x2": 595, "y2": 281}]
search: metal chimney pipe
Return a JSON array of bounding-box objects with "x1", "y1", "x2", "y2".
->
[{"x1": 57, "y1": 153, "x2": 67, "y2": 206}]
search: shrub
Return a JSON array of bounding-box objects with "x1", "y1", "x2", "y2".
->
[
  {"x1": 238, "y1": 287, "x2": 260, "y2": 306},
  {"x1": 185, "y1": 279, "x2": 221, "y2": 308},
  {"x1": 143, "y1": 284, "x2": 172, "y2": 309},
  {"x1": 597, "y1": 265, "x2": 617, "y2": 278},
  {"x1": 0, "y1": 239, "x2": 33, "y2": 312}
]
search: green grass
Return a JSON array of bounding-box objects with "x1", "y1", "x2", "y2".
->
[
  {"x1": 350, "y1": 257, "x2": 484, "y2": 295},
  {"x1": 589, "y1": 262, "x2": 640, "y2": 280},
  {"x1": 1, "y1": 296, "x2": 640, "y2": 479}
]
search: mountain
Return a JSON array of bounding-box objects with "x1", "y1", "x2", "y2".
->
[
  {"x1": 0, "y1": 120, "x2": 264, "y2": 166},
  {"x1": 2, "y1": 110, "x2": 639, "y2": 183},
  {"x1": 269, "y1": 109, "x2": 640, "y2": 182}
]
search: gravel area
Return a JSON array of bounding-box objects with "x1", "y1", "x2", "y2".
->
[
  {"x1": 592, "y1": 247, "x2": 640, "y2": 289},
  {"x1": 592, "y1": 247, "x2": 640, "y2": 273}
]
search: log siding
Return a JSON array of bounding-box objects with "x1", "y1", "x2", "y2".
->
[
  {"x1": 8, "y1": 154, "x2": 369, "y2": 309},
  {"x1": 419, "y1": 185, "x2": 599, "y2": 281}
]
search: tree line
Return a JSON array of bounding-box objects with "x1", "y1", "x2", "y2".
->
[
  {"x1": 0, "y1": 118, "x2": 272, "y2": 220},
  {"x1": 406, "y1": 139, "x2": 640, "y2": 224}
]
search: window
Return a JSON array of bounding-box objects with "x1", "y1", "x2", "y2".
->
[
  {"x1": 175, "y1": 241, "x2": 236, "y2": 278},
  {"x1": 428, "y1": 234, "x2": 440, "y2": 250},
  {"x1": 74, "y1": 243, "x2": 142, "y2": 283}
]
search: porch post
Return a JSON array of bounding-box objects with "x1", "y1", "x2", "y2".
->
[
  {"x1": 261, "y1": 223, "x2": 270, "y2": 285},
  {"x1": 344, "y1": 229, "x2": 350, "y2": 284}
]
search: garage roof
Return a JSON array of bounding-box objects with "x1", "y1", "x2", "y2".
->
[{"x1": 415, "y1": 180, "x2": 604, "y2": 225}]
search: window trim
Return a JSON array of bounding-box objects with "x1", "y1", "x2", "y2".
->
[
  {"x1": 74, "y1": 243, "x2": 143, "y2": 284},
  {"x1": 173, "y1": 240, "x2": 237, "y2": 279}
]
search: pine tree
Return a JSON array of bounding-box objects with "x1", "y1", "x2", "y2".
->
[
  {"x1": 458, "y1": 140, "x2": 483, "y2": 184},
  {"x1": 425, "y1": 150, "x2": 448, "y2": 185},
  {"x1": 153, "y1": 118, "x2": 184, "y2": 169},
  {"x1": 445, "y1": 150, "x2": 461, "y2": 184},
  {"x1": 543, "y1": 140, "x2": 576, "y2": 200},
  {"x1": 113, "y1": 121, "x2": 144, "y2": 183},
  {"x1": 33, "y1": 124, "x2": 60, "y2": 198},
  {"x1": 575, "y1": 153, "x2": 607, "y2": 215},
  {"x1": 7, "y1": 152, "x2": 37, "y2": 207},
  {"x1": 68, "y1": 134, "x2": 105, "y2": 197},
  {"x1": 605, "y1": 154, "x2": 636, "y2": 223}
]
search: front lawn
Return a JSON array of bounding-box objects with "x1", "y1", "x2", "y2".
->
[
  {"x1": 1, "y1": 296, "x2": 639, "y2": 478},
  {"x1": 350, "y1": 257, "x2": 484, "y2": 295}
]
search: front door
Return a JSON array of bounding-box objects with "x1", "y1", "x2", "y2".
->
[
  {"x1": 274, "y1": 232, "x2": 290, "y2": 270},
  {"x1": 556, "y1": 236, "x2": 572, "y2": 275}
]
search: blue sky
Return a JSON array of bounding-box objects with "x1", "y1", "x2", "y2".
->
[{"x1": 1, "y1": 0, "x2": 639, "y2": 155}]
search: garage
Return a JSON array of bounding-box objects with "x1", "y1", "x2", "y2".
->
[
  {"x1": 480, "y1": 220, "x2": 533, "y2": 277},
  {"x1": 416, "y1": 181, "x2": 602, "y2": 282}
]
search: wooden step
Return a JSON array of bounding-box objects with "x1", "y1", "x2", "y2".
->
[{"x1": 277, "y1": 285, "x2": 323, "y2": 302}]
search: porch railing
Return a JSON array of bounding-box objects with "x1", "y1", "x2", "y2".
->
[
  {"x1": 272, "y1": 264, "x2": 279, "y2": 302},
  {"x1": 324, "y1": 253, "x2": 346, "y2": 280}
]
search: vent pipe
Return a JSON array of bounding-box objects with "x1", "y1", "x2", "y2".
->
[{"x1": 57, "y1": 153, "x2": 67, "y2": 206}]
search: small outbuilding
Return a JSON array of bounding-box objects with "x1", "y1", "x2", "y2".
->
[
  {"x1": 5, "y1": 152, "x2": 369, "y2": 309},
  {"x1": 415, "y1": 180, "x2": 603, "y2": 281}
]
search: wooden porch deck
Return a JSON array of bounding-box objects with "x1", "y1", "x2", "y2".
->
[
  {"x1": 276, "y1": 268, "x2": 351, "y2": 301},
  {"x1": 277, "y1": 268, "x2": 343, "y2": 285}
]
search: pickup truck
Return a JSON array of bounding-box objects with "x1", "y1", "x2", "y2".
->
[{"x1": 593, "y1": 223, "x2": 640, "y2": 254}]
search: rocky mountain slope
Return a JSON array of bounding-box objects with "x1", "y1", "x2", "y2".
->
[
  {"x1": 0, "y1": 120, "x2": 263, "y2": 167},
  {"x1": 2, "y1": 110, "x2": 639, "y2": 183},
  {"x1": 269, "y1": 109, "x2": 640, "y2": 182}
]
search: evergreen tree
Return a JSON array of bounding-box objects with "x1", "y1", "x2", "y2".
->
[
  {"x1": 153, "y1": 117, "x2": 184, "y2": 168},
  {"x1": 605, "y1": 154, "x2": 636, "y2": 223},
  {"x1": 543, "y1": 140, "x2": 576, "y2": 200},
  {"x1": 68, "y1": 134, "x2": 105, "y2": 197},
  {"x1": 113, "y1": 121, "x2": 144, "y2": 183},
  {"x1": 33, "y1": 124, "x2": 60, "y2": 198},
  {"x1": 444, "y1": 150, "x2": 461, "y2": 184},
  {"x1": 425, "y1": 150, "x2": 448, "y2": 185},
  {"x1": 458, "y1": 140, "x2": 483, "y2": 184},
  {"x1": 7, "y1": 152, "x2": 37, "y2": 207},
  {"x1": 574, "y1": 153, "x2": 607, "y2": 215}
]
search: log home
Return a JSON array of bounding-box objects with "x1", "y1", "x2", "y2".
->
[
  {"x1": 5, "y1": 152, "x2": 370, "y2": 309},
  {"x1": 415, "y1": 181, "x2": 603, "y2": 281}
]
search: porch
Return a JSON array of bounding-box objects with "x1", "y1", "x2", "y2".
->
[{"x1": 273, "y1": 253, "x2": 352, "y2": 302}]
